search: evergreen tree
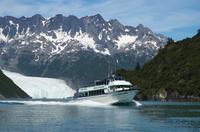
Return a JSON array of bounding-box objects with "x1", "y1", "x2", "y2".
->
[
  {"x1": 135, "y1": 62, "x2": 140, "y2": 70},
  {"x1": 197, "y1": 29, "x2": 200, "y2": 35},
  {"x1": 167, "y1": 37, "x2": 174, "y2": 44}
]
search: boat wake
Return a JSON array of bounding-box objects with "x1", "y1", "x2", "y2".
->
[
  {"x1": 0, "y1": 99, "x2": 142, "y2": 107},
  {"x1": 0, "y1": 99, "x2": 111, "y2": 107},
  {"x1": 132, "y1": 100, "x2": 142, "y2": 107},
  {"x1": 66, "y1": 100, "x2": 110, "y2": 107}
]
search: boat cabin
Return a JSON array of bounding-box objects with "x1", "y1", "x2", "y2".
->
[
  {"x1": 74, "y1": 75, "x2": 138, "y2": 98},
  {"x1": 94, "y1": 75, "x2": 124, "y2": 86}
]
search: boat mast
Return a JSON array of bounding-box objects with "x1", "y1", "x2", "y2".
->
[
  {"x1": 108, "y1": 58, "x2": 118, "y2": 77},
  {"x1": 114, "y1": 59, "x2": 118, "y2": 75}
]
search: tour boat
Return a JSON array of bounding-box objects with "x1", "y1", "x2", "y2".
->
[{"x1": 73, "y1": 75, "x2": 139, "y2": 104}]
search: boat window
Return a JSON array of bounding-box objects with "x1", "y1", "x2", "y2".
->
[
  {"x1": 87, "y1": 89, "x2": 105, "y2": 96},
  {"x1": 95, "y1": 79, "x2": 110, "y2": 86},
  {"x1": 109, "y1": 85, "x2": 134, "y2": 92},
  {"x1": 114, "y1": 76, "x2": 123, "y2": 80}
]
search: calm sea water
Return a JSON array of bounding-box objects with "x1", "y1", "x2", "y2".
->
[{"x1": 0, "y1": 100, "x2": 200, "y2": 132}]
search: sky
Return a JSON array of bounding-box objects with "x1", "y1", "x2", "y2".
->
[{"x1": 0, "y1": 0, "x2": 199, "y2": 40}]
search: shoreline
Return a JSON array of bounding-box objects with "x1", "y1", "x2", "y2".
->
[{"x1": 135, "y1": 98, "x2": 200, "y2": 102}]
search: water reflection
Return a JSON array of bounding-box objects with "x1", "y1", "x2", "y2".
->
[{"x1": 0, "y1": 101, "x2": 200, "y2": 132}]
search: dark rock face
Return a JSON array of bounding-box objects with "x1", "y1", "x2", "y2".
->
[
  {"x1": 0, "y1": 14, "x2": 167, "y2": 88},
  {"x1": 0, "y1": 70, "x2": 30, "y2": 98}
]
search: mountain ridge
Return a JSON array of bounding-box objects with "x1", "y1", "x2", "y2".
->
[{"x1": 0, "y1": 14, "x2": 167, "y2": 87}]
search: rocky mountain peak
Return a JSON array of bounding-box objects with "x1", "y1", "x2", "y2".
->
[
  {"x1": 31, "y1": 14, "x2": 45, "y2": 21},
  {"x1": 136, "y1": 24, "x2": 144, "y2": 29},
  {"x1": 0, "y1": 14, "x2": 168, "y2": 86}
]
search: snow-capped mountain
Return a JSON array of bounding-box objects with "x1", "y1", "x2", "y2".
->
[{"x1": 0, "y1": 14, "x2": 167, "y2": 88}]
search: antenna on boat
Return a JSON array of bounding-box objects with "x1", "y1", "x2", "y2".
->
[
  {"x1": 108, "y1": 58, "x2": 119, "y2": 78},
  {"x1": 114, "y1": 59, "x2": 119, "y2": 75},
  {"x1": 107, "y1": 64, "x2": 110, "y2": 78},
  {"x1": 108, "y1": 59, "x2": 111, "y2": 78}
]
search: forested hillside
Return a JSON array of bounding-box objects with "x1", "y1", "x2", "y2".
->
[{"x1": 117, "y1": 31, "x2": 200, "y2": 101}]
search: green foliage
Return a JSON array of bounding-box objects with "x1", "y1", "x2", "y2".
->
[
  {"x1": 0, "y1": 70, "x2": 30, "y2": 98},
  {"x1": 135, "y1": 62, "x2": 140, "y2": 70},
  {"x1": 167, "y1": 37, "x2": 174, "y2": 44},
  {"x1": 117, "y1": 32, "x2": 200, "y2": 99},
  {"x1": 197, "y1": 29, "x2": 200, "y2": 35}
]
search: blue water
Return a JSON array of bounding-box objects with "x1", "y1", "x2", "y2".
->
[{"x1": 0, "y1": 100, "x2": 200, "y2": 132}]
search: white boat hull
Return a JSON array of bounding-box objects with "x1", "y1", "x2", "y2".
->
[{"x1": 74, "y1": 90, "x2": 139, "y2": 105}]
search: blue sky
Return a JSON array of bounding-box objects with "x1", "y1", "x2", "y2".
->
[{"x1": 0, "y1": 0, "x2": 199, "y2": 40}]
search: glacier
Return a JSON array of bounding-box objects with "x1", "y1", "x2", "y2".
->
[{"x1": 2, "y1": 70, "x2": 75, "y2": 99}]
